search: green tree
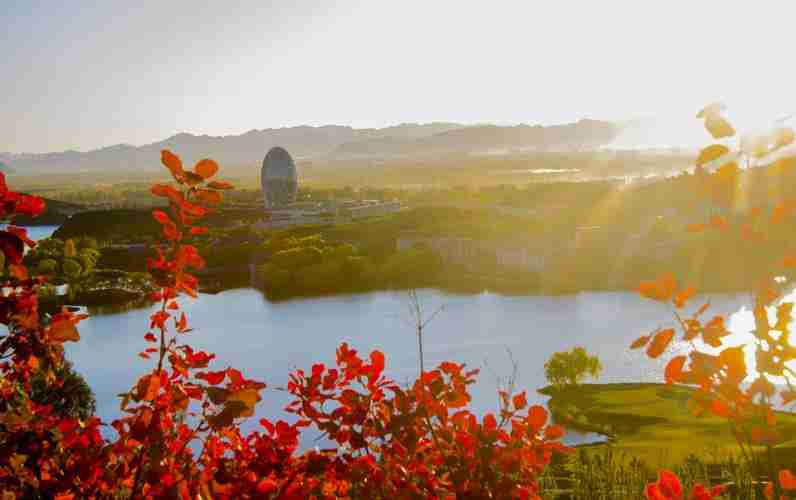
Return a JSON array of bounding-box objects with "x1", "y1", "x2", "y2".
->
[
  {"x1": 30, "y1": 360, "x2": 96, "y2": 419},
  {"x1": 36, "y1": 258, "x2": 58, "y2": 277},
  {"x1": 544, "y1": 347, "x2": 602, "y2": 389}
]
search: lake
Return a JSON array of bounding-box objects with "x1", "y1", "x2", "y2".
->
[
  {"x1": 64, "y1": 287, "x2": 762, "y2": 446},
  {"x1": 3, "y1": 224, "x2": 59, "y2": 241}
]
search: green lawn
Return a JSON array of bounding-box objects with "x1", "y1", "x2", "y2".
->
[{"x1": 540, "y1": 383, "x2": 796, "y2": 467}]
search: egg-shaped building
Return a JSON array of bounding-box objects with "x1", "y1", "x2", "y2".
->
[{"x1": 261, "y1": 147, "x2": 298, "y2": 209}]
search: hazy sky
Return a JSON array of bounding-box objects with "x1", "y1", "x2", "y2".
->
[{"x1": 3, "y1": 1, "x2": 795, "y2": 153}]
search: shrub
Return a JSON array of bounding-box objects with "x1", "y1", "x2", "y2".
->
[{"x1": 0, "y1": 152, "x2": 568, "y2": 498}]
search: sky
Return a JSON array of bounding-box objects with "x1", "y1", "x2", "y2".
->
[{"x1": 3, "y1": 1, "x2": 796, "y2": 153}]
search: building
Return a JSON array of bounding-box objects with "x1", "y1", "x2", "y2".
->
[{"x1": 261, "y1": 147, "x2": 298, "y2": 209}]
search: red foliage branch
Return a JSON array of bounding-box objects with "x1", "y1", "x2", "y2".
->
[{"x1": 0, "y1": 153, "x2": 568, "y2": 498}]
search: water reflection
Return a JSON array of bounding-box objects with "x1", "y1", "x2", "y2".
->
[{"x1": 64, "y1": 287, "x2": 760, "y2": 446}]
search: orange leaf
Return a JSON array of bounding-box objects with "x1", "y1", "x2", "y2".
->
[
  {"x1": 710, "y1": 399, "x2": 731, "y2": 418},
  {"x1": 705, "y1": 115, "x2": 735, "y2": 139},
  {"x1": 196, "y1": 189, "x2": 223, "y2": 205},
  {"x1": 136, "y1": 373, "x2": 161, "y2": 402},
  {"x1": 49, "y1": 317, "x2": 81, "y2": 343},
  {"x1": 696, "y1": 144, "x2": 729, "y2": 167},
  {"x1": 665, "y1": 356, "x2": 687, "y2": 384},
  {"x1": 646, "y1": 329, "x2": 675, "y2": 359},
  {"x1": 161, "y1": 150, "x2": 185, "y2": 182},
  {"x1": 194, "y1": 159, "x2": 219, "y2": 179},
  {"x1": 630, "y1": 335, "x2": 651, "y2": 349},
  {"x1": 207, "y1": 180, "x2": 234, "y2": 190},
  {"x1": 673, "y1": 286, "x2": 696, "y2": 309},
  {"x1": 639, "y1": 274, "x2": 678, "y2": 302}
]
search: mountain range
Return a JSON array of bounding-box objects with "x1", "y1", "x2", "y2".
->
[{"x1": 0, "y1": 119, "x2": 620, "y2": 174}]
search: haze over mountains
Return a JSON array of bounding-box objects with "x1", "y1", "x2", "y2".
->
[{"x1": 0, "y1": 119, "x2": 623, "y2": 174}]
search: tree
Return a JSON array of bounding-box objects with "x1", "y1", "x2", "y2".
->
[
  {"x1": 544, "y1": 346, "x2": 602, "y2": 389},
  {"x1": 30, "y1": 360, "x2": 96, "y2": 419},
  {"x1": 36, "y1": 257, "x2": 58, "y2": 276}
]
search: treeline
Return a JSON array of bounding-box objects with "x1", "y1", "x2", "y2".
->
[{"x1": 257, "y1": 234, "x2": 443, "y2": 298}]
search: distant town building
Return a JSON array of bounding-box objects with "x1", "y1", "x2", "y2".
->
[{"x1": 261, "y1": 147, "x2": 298, "y2": 209}]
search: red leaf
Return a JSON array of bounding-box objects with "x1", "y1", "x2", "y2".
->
[
  {"x1": 194, "y1": 159, "x2": 219, "y2": 179},
  {"x1": 152, "y1": 209, "x2": 171, "y2": 225},
  {"x1": 198, "y1": 370, "x2": 226, "y2": 385},
  {"x1": 512, "y1": 391, "x2": 528, "y2": 410},
  {"x1": 527, "y1": 405, "x2": 547, "y2": 431},
  {"x1": 0, "y1": 231, "x2": 25, "y2": 265},
  {"x1": 369, "y1": 350, "x2": 385, "y2": 377}
]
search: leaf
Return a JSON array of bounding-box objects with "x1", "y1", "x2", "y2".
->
[
  {"x1": 665, "y1": 356, "x2": 687, "y2": 384},
  {"x1": 194, "y1": 159, "x2": 219, "y2": 179},
  {"x1": 657, "y1": 470, "x2": 683, "y2": 498},
  {"x1": 630, "y1": 335, "x2": 651, "y2": 349},
  {"x1": 136, "y1": 373, "x2": 161, "y2": 402},
  {"x1": 152, "y1": 209, "x2": 171, "y2": 225},
  {"x1": 705, "y1": 115, "x2": 735, "y2": 139},
  {"x1": 205, "y1": 387, "x2": 229, "y2": 405},
  {"x1": 639, "y1": 273, "x2": 677, "y2": 302},
  {"x1": 646, "y1": 328, "x2": 675, "y2": 359},
  {"x1": 50, "y1": 317, "x2": 81, "y2": 342},
  {"x1": 527, "y1": 405, "x2": 547, "y2": 431},
  {"x1": 780, "y1": 470, "x2": 796, "y2": 490},
  {"x1": 227, "y1": 388, "x2": 260, "y2": 417},
  {"x1": 195, "y1": 189, "x2": 223, "y2": 205},
  {"x1": 370, "y1": 350, "x2": 385, "y2": 377},
  {"x1": 161, "y1": 150, "x2": 185, "y2": 182},
  {"x1": 9, "y1": 263, "x2": 27, "y2": 280},
  {"x1": 0, "y1": 231, "x2": 24, "y2": 265},
  {"x1": 697, "y1": 102, "x2": 725, "y2": 119},
  {"x1": 198, "y1": 370, "x2": 226, "y2": 385},
  {"x1": 512, "y1": 391, "x2": 528, "y2": 410},
  {"x1": 183, "y1": 171, "x2": 205, "y2": 186},
  {"x1": 544, "y1": 424, "x2": 565, "y2": 440},
  {"x1": 696, "y1": 144, "x2": 729, "y2": 167},
  {"x1": 207, "y1": 180, "x2": 234, "y2": 190},
  {"x1": 673, "y1": 286, "x2": 696, "y2": 309}
]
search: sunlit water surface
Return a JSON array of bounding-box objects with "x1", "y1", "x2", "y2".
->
[
  {"x1": 63, "y1": 288, "x2": 763, "y2": 446},
  {"x1": 16, "y1": 224, "x2": 792, "y2": 446}
]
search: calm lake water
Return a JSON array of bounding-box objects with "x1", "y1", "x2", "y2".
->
[
  {"x1": 63, "y1": 287, "x2": 763, "y2": 445},
  {"x1": 3, "y1": 224, "x2": 59, "y2": 241}
]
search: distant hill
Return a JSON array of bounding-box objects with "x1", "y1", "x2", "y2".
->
[{"x1": 2, "y1": 120, "x2": 620, "y2": 173}]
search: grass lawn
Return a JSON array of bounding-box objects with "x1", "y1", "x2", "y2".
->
[{"x1": 539, "y1": 383, "x2": 796, "y2": 467}]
